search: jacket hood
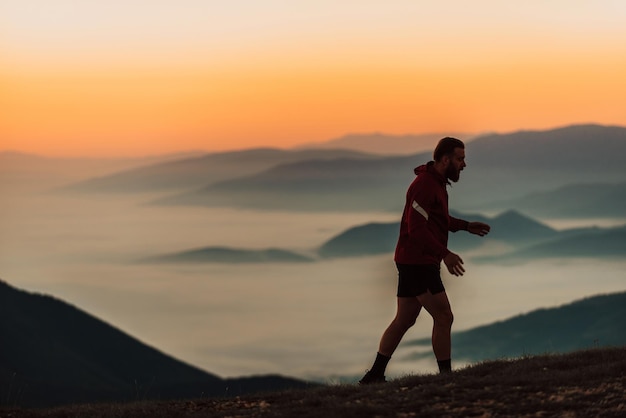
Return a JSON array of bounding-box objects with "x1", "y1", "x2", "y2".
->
[
  {"x1": 414, "y1": 161, "x2": 448, "y2": 185},
  {"x1": 413, "y1": 162, "x2": 432, "y2": 175}
]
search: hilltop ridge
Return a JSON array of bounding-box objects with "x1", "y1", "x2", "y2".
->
[{"x1": 3, "y1": 347, "x2": 624, "y2": 417}]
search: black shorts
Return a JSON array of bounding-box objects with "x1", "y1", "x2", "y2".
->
[{"x1": 396, "y1": 263, "x2": 445, "y2": 297}]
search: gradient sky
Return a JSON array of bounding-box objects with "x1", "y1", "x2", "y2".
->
[{"x1": 2, "y1": 0, "x2": 626, "y2": 157}]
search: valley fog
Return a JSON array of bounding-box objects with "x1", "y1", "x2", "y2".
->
[{"x1": 1, "y1": 190, "x2": 624, "y2": 382}]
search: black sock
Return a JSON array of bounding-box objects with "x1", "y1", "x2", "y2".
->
[
  {"x1": 437, "y1": 359, "x2": 452, "y2": 373},
  {"x1": 370, "y1": 352, "x2": 391, "y2": 376}
]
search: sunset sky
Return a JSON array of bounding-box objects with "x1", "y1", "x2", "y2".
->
[{"x1": 2, "y1": 1, "x2": 626, "y2": 157}]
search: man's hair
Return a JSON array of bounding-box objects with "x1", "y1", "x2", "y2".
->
[{"x1": 433, "y1": 137, "x2": 464, "y2": 161}]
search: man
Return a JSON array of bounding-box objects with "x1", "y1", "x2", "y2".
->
[{"x1": 360, "y1": 137, "x2": 491, "y2": 384}]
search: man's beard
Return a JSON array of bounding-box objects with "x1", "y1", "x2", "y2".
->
[{"x1": 446, "y1": 163, "x2": 460, "y2": 182}]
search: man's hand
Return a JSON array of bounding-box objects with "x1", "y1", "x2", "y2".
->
[
  {"x1": 443, "y1": 252, "x2": 465, "y2": 276},
  {"x1": 468, "y1": 222, "x2": 491, "y2": 237}
]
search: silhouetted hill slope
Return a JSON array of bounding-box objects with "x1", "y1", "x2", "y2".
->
[
  {"x1": 318, "y1": 223, "x2": 400, "y2": 258},
  {"x1": 461, "y1": 210, "x2": 559, "y2": 244},
  {"x1": 0, "y1": 280, "x2": 312, "y2": 408},
  {"x1": 151, "y1": 124, "x2": 626, "y2": 212},
  {"x1": 484, "y1": 182, "x2": 626, "y2": 218},
  {"x1": 317, "y1": 210, "x2": 560, "y2": 258},
  {"x1": 140, "y1": 246, "x2": 314, "y2": 264},
  {"x1": 407, "y1": 292, "x2": 626, "y2": 362},
  {"x1": 60, "y1": 148, "x2": 376, "y2": 194}
]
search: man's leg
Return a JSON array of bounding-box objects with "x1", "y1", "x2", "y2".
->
[
  {"x1": 360, "y1": 297, "x2": 421, "y2": 383},
  {"x1": 417, "y1": 291, "x2": 454, "y2": 372},
  {"x1": 378, "y1": 297, "x2": 422, "y2": 356}
]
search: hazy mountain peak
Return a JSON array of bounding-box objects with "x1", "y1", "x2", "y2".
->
[
  {"x1": 297, "y1": 132, "x2": 477, "y2": 155},
  {"x1": 493, "y1": 209, "x2": 545, "y2": 224}
]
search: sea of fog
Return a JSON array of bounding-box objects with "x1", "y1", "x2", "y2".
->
[{"x1": 1, "y1": 189, "x2": 625, "y2": 383}]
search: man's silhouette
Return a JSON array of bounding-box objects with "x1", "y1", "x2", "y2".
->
[{"x1": 360, "y1": 137, "x2": 491, "y2": 384}]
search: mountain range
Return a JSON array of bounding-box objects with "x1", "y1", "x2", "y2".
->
[
  {"x1": 140, "y1": 246, "x2": 315, "y2": 264},
  {"x1": 0, "y1": 151, "x2": 203, "y2": 192},
  {"x1": 482, "y1": 182, "x2": 626, "y2": 218},
  {"x1": 137, "y1": 210, "x2": 625, "y2": 264},
  {"x1": 317, "y1": 210, "x2": 626, "y2": 262},
  {"x1": 0, "y1": 280, "x2": 313, "y2": 408},
  {"x1": 405, "y1": 291, "x2": 626, "y2": 362},
  {"x1": 54, "y1": 124, "x2": 626, "y2": 214},
  {"x1": 474, "y1": 225, "x2": 626, "y2": 263},
  {"x1": 295, "y1": 131, "x2": 476, "y2": 155},
  {"x1": 59, "y1": 148, "x2": 376, "y2": 194}
]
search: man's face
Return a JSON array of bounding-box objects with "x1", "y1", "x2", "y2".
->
[{"x1": 445, "y1": 148, "x2": 466, "y2": 182}]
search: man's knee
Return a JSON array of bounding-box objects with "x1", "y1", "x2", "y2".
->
[
  {"x1": 394, "y1": 314, "x2": 418, "y2": 330},
  {"x1": 439, "y1": 311, "x2": 454, "y2": 327},
  {"x1": 434, "y1": 310, "x2": 454, "y2": 328},
  {"x1": 403, "y1": 316, "x2": 418, "y2": 329}
]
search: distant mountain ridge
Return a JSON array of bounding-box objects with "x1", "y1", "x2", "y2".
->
[
  {"x1": 316, "y1": 210, "x2": 625, "y2": 261},
  {"x1": 463, "y1": 124, "x2": 626, "y2": 170},
  {"x1": 134, "y1": 210, "x2": 625, "y2": 264},
  {"x1": 141, "y1": 246, "x2": 314, "y2": 264},
  {"x1": 318, "y1": 223, "x2": 400, "y2": 258},
  {"x1": 483, "y1": 182, "x2": 626, "y2": 218},
  {"x1": 406, "y1": 291, "x2": 626, "y2": 362},
  {"x1": 316, "y1": 210, "x2": 553, "y2": 258},
  {"x1": 145, "y1": 124, "x2": 626, "y2": 213},
  {"x1": 1, "y1": 151, "x2": 204, "y2": 192},
  {"x1": 32, "y1": 124, "x2": 626, "y2": 215},
  {"x1": 475, "y1": 226, "x2": 626, "y2": 262},
  {"x1": 296, "y1": 131, "x2": 476, "y2": 155},
  {"x1": 152, "y1": 154, "x2": 417, "y2": 211},
  {"x1": 0, "y1": 280, "x2": 312, "y2": 408},
  {"x1": 60, "y1": 148, "x2": 377, "y2": 194}
]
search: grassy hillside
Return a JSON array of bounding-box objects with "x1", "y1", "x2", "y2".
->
[{"x1": 3, "y1": 347, "x2": 624, "y2": 417}]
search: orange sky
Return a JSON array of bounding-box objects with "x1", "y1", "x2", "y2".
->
[{"x1": 2, "y1": 1, "x2": 626, "y2": 157}]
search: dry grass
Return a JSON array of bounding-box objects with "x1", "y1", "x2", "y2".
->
[{"x1": 2, "y1": 347, "x2": 625, "y2": 418}]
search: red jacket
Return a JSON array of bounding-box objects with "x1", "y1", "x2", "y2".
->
[{"x1": 394, "y1": 162, "x2": 468, "y2": 265}]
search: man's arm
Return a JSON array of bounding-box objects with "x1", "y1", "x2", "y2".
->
[
  {"x1": 450, "y1": 216, "x2": 490, "y2": 237},
  {"x1": 467, "y1": 222, "x2": 491, "y2": 236},
  {"x1": 449, "y1": 216, "x2": 469, "y2": 232}
]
